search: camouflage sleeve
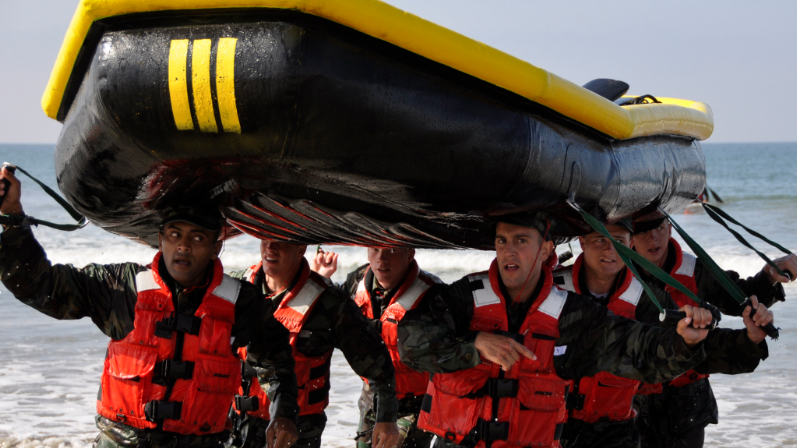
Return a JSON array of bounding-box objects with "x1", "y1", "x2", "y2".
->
[
  {"x1": 695, "y1": 261, "x2": 785, "y2": 316},
  {"x1": 228, "y1": 269, "x2": 246, "y2": 280},
  {"x1": 397, "y1": 279, "x2": 481, "y2": 374},
  {"x1": 324, "y1": 288, "x2": 398, "y2": 422},
  {"x1": 0, "y1": 225, "x2": 143, "y2": 340},
  {"x1": 554, "y1": 292, "x2": 707, "y2": 384},
  {"x1": 692, "y1": 327, "x2": 767, "y2": 375},
  {"x1": 236, "y1": 282, "x2": 300, "y2": 423}
]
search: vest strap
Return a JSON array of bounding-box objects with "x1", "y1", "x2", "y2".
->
[
  {"x1": 234, "y1": 395, "x2": 259, "y2": 412},
  {"x1": 145, "y1": 400, "x2": 183, "y2": 422},
  {"x1": 157, "y1": 360, "x2": 194, "y2": 381},
  {"x1": 461, "y1": 378, "x2": 519, "y2": 399},
  {"x1": 155, "y1": 313, "x2": 202, "y2": 339},
  {"x1": 476, "y1": 419, "x2": 509, "y2": 442},
  {"x1": 566, "y1": 388, "x2": 585, "y2": 411}
]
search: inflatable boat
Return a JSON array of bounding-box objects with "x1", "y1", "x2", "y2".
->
[{"x1": 42, "y1": 0, "x2": 713, "y2": 248}]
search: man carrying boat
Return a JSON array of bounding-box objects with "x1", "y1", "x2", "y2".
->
[
  {"x1": 229, "y1": 239, "x2": 400, "y2": 448},
  {"x1": 633, "y1": 218, "x2": 793, "y2": 448},
  {"x1": 396, "y1": 212, "x2": 715, "y2": 448},
  {"x1": 335, "y1": 247, "x2": 442, "y2": 448},
  {"x1": 553, "y1": 219, "x2": 772, "y2": 448},
  {"x1": 0, "y1": 167, "x2": 300, "y2": 448}
]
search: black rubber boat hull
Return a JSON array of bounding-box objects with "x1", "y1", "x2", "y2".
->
[{"x1": 54, "y1": 10, "x2": 705, "y2": 248}]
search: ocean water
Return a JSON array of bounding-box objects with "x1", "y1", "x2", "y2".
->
[{"x1": 0, "y1": 143, "x2": 795, "y2": 447}]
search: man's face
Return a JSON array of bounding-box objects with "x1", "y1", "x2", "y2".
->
[
  {"x1": 634, "y1": 222, "x2": 672, "y2": 266},
  {"x1": 260, "y1": 239, "x2": 307, "y2": 280},
  {"x1": 158, "y1": 222, "x2": 222, "y2": 287},
  {"x1": 579, "y1": 224, "x2": 633, "y2": 279},
  {"x1": 495, "y1": 223, "x2": 553, "y2": 291},
  {"x1": 367, "y1": 247, "x2": 415, "y2": 290}
]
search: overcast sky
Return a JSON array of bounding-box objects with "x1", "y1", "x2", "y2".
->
[{"x1": 1, "y1": 0, "x2": 795, "y2": 143}]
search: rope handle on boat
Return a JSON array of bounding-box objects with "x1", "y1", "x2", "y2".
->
[
  {"x1": 662, "y1": 207, "x2": 781, "y2": 339},
  {"x1": 566, "y1": 200, "x2": 716, "y2": 330},
  {"x1": 0, "y1": 163, "x2": 88, "y2": 232}
]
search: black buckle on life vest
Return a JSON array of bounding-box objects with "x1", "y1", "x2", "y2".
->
[
  {"x1": 476, "y1": 419, "x2": 509, "y2": 442},
  {"x1": 155, "y1": 313, "x2": 202, "y2": 339},
  {"x1": 234, "y1": 395, "x2": 259, "y2": 412},
  {"x1": 159, "y1": 360, "x2": 194, "y2": 380},
  {"x1": 493, "y1": 330, "x2": 524, "y2": 344},
  {"x1": 487, "y1": 378, "x2": 518, "y2": 398},
  {"x1": 566, "y1": 392, "x2": 585, "y2": 411},
  {"x1": 144, "y1": 400, "x2": 183, "y2": 421},
  {"x1": 241, "y1": 360, "x2": 258, "y2": 378}
]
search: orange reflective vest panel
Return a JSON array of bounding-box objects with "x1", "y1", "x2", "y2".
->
[
  {"x1": 235, "y1": 261, "x2": 332, "y2": 420},
  {"x1": 552, "y1": 256, "x2": 642, "y2": 423},
  {"x1": 418, "y1": 261, "x2": 569, "y2": 448},
  {"x1": 353, "y1": 261, "x2": 435, "y2": 399},
  {"x1": 663, "y1": 239, "x2": 709, "y2": 388},
  {"x1": 97, "y1": 253, "x2": 242, "y2": 435}
]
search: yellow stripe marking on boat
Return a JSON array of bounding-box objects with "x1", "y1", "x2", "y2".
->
[
  {"x1": 167, "y1": 40, "x2": 193, "y2": 131},
  {"x1": 216, "y1": 38, "x2": 241, "y2": 134},
  {"x1": 191, "y1": 39, "x2": 218, "y2": 133}
]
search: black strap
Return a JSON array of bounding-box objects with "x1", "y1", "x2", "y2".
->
[
  {"x1": 460, "y1": 378, "x2": 519, "y2": 400},
  {"x1": 566, "y1": 390, "x2": 585, "y2": 411},
  {"x1": 554, "y1": 422, "x2": 565, "y2": 441},
  {"x1": 144, "y1": 400, "x2": 183, "y2": 422},
  {"x1": 476, "y1": 419, "x2": 509, "y2": 442},
  {"x1": 234, "y1": 395, "x2": 260, "y2": 412},
  {"x1": 702, "y1": 203, "x2": 792, "y2": 279},
  {"x1": 157, "y1": 360, "x2": 194, "y2": 381},
  {"x1": 0, "y1": 164, "x2": 88, "y2": 231},
  {"x1": 155, "y1": 313, "x2": 202, "y2": 339}
]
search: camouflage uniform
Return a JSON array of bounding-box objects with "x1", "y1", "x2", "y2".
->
[
  {"x1": 229, "y1": 262, "x2": 398, "y2": 448},
  {"x1": 396, "y1": 262, "x2": 709, "y2": 448},
  {"x1": 0, "y1": 226, "x2": 299, "y2": 448},
  {"x1": 557, "y1": 266, "x2": 768, "y2": 448},
  {"x1": 341, "y1": 264, "x2": 438, "y2": 448},
  {"x1": 634, "y1": 241, "x2": 782, "y2": 448}
]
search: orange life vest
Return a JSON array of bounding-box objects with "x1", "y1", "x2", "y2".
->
[
  {"x1": 353, "y1": 261, "x2": 436, "y2": 399},
  {"x1": 663, "y1": 239, "x2": 709, "y2": 388},
  {"x1": 97, "y1": 253, "x2": 242, "y2": 435},
  {"x1": 418, "y1": 260, "x2": 569, "y2": 448},
  {"x1": 235, "y1": 260, "x2": 333, "y2": 419},
  {"x1": 552, "y1": 255, "x2": 642, "y2": 423}
]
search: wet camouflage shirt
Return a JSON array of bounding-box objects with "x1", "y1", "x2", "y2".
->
[
  {"x1": 570, "y1": 266, "x2": 768, "y2": 376},
  {"x1": 230, "y1": 261, "x2": 398, "y2": 423},
  {"x1": 0, "y1": 225, "x2": 300, "y2": 423},
  {"x1": 398, "y1": 264, "x2": 707, "y2": 384}
]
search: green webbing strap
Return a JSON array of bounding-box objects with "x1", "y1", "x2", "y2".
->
[
  {"x1": 702, "y1": 203, "x2": 791, "y2": 279},
  {"x1": 661, "y1": 209, "x2": 746, "y2": 305},
  {"x1": 0, "y1": 165, "x2": 88, "y2": 231},
  {"x1": 568, "y1": 201, "x2": 703, "y2": 311}
]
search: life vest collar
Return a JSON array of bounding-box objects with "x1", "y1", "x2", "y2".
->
[
  {"x1": 671, "y1": 239, "x2": 697, "y2": 277},
  {"x1": 136, "y1": 252, "x2": 239, "y2": 305},
  {"x1": 557, "y1": 254, "x2": 643, "y2": 308}
]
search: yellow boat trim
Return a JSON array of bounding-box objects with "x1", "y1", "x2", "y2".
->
[
  {"x1": 167, "y1": 40, "x2": 193, "y2": 131},
  {"x1": 216, "y1": 38, "x2": 242, "y2": 134},
  {"x1": 42, "y1": 0, "x2": 714, "y2": 140},
  {"x1": 191, "y1": 39, "x2": 219, "y2": 133}
]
